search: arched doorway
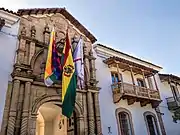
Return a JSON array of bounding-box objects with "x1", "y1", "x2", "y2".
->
[{"x1": 36, "y1": 102, "x2": 77, "y2": 135}]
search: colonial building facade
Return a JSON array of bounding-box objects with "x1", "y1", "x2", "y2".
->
[
  {"x1": 0, "y1": 8, "x2": 102, "y2": 135},
  {"x1": 93, "y1": 44, "x2": 167, "y2": 135},
  {"x1": 159, "y1": 74, "x2": 180, "y2": 135},
  {"x1": 0, "y1": 7, "x2": 180, "y2": 135}
]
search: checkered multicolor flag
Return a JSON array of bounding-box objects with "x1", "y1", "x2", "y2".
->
[{"x1": 44, "y1": 28, "x2": 62, "y2": 86}]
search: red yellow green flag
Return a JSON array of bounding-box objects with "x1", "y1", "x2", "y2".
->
[{"x1": 61, "y1": 30, "x2": 77, "y2": 118}]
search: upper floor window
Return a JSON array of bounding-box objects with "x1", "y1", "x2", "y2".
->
[
  {"x1": 144, "y1": 112, "x2": 160, "y2": 135},
  {"x1": 116, "y1": 108, "x2": 134, "y2": 135},
  {"x1": 111, "y1": 72, "x2": 122, "y2": 84},
  {"x1": 137, "y1": 78, "x2": 145, "y2": 87}
]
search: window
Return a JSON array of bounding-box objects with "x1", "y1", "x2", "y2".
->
[
  {"x1": 147, "y1": 77, "x2": 153, "y2": 89},
  {"x1": 144, "y1": 112, "x2": 160, "y2": 135},
  {"x1": 137, "y1": 78, "x2": 145, "y2": 87},
  {"x1": 111, "y1": 72, "x2": 121, "y2": 84},
  {"x1": 116, "y1": 108, "x2": 134, "y2": 135}
]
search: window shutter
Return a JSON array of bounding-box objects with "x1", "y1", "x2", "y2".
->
[{"x1": 147, "y1": 77, "x2": 153, "y2": 89}]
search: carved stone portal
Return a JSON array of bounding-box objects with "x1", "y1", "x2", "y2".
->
[{"x1": 0, "y1": 9, "x2": 102, "y2": 135}]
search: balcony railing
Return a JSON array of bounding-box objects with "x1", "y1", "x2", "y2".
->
[
  {"x1": 166, "y1": 97, "x2": 180, "y2": 110},
  {"x1": 166, "y1": 97, "x2": 180, "y2": 122},
  {"x1": 111, "y1": 82, "x2": 161, "y2": 104}
]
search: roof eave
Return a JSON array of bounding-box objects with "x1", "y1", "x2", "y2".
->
[
  {"x1": 17, "y1": 8, "x2": 97, "y2": 43},
  {"x1": 95, "y1": 43, "x2": 163, "y2": 70}
]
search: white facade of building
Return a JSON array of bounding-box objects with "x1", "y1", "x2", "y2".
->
[
  {"x1": 0, "y1": 9, "x2": 20, "y2": 130},
  {"x1": 158, "y1": 74, "x2": 180, "y2": 135},
  {"x1": 93, "y1": 44, "x2": 165, "y2": 135}
]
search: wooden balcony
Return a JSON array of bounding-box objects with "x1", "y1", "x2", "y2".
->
[
  {"x1": 166, "y1": 97, "x2": 180, "y2": 122},
  {"x1": 112, "y1": 82, "x2": 161, "y2": 108},
  {"x1": 166, "y1": 97, "x2": 180, "y2": 110}
]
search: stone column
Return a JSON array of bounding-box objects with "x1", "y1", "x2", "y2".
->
[
  {"x1": 15, "y1": 84, "x2": 25, "y2": 135},
  {"x1": 89, "y1": 50, "x2": 96, "y2": 80},
  {"x1": 40, "y1": 24, "x2": 50, "y2": 79},
  {"x1": 83, "y1": 93, "x2": 88, "y2": 135},
  {"x1": 0, "y1": 82, "x2": 13, "y2": 135},
  {"x1": 87, "y1": 91, "x2": 95, "y2": 135},
  {"x1": 20, "y1": 81, "x2": 31, "y2": 135},
  {"x1": 17, "y1": 27, "x2": 26, "y2": 64},
  {"x1": 28, "y1": 26, "x2": 36, "y2": 65},
  {"x1": 7, "y1": 79, "x2": 20, "y2": 135},
  {"x1": 29, "y1": 115, "x2": 37, "y2": 135},
  {"x1": 76, "y1": 116, "x2": 84, "y2": 135},
  {"x1": 94, "y1": 93, "x2": 102, "y2": 135}
]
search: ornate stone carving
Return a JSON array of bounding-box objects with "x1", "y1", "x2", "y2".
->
[
  {"x1": 1, "y1": 10, "x2": 102, "y2": 135},
  {"x1": 31, "y1": 25, "x2": 36, "y2": 38},
  {"x1": 21, "y1": 27, "x2": 26, "y2": 36}
]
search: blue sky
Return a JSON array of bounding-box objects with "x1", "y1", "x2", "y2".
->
[{"x1": 2, "y1": 0, "x2": 180, "y2": 75}]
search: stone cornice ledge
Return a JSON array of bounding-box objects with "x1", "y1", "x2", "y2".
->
[{"x1": 0, "y1": 10, "x2": 20, "y2": 27}]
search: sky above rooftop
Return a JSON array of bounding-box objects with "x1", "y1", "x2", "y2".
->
[{"x1": 1, "y1": 0, "x2": 180, "y2": 76}]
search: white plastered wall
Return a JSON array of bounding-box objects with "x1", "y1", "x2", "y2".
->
[
  {"x1": 158, "y1": 79, "x2": 180, "y2": 135},
  {"x1": 0, "y1": 11, "x2": 19, "y2": 130},
  {"x1": 94, "y1": 49, "x2": 162, "y2": 135}
]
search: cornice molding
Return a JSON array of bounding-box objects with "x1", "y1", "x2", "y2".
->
[{"x1": 0, "y1": 10, "x2": 20, "y2": 27}]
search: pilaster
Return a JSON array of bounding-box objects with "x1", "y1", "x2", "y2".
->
[
  {"x1": 40, "y1": 24, "x2": 50, "y2": 78},
  {"x1": 28, "y1": 114, "x2": 37, "y2": 135},
  {"x1": 7, "y1": 79, "x2": 20, "y2": 135},
  {"x1": 15, "y1": 83, "x2": 25, "y2": 135},
  {"x1": 87, "y1": 91, "x2": 95, "y2": 135},
  {"x1": 28, "y1": 26, "x2": 36, "y2": 65},
  {"x1": 94, "y1": 93, "x2": 102, "y2": 135},
  {"x1": 20, "y1": 81, "x2": 31, "y2": 135},
  {"x1": 76, "y1": 116, "x2": 85, "y2": 135},
  {"x1": 83, "y1": 93, "x2": 88, "y2": 135},
  {"x1": 17, "y1": 27, "x2": 26, "y2": 64},
  {"x1": 0, "y1": 82, "x2": 13, "y2": 135}
]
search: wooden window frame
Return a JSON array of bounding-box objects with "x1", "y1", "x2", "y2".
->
[
  {"x1": 116, "y1": 108, "x2": 135, "y2": 135},
  {"x1": 147, "y1": 77, "x2": 154, "y2": 89},
  {"x1": 111, "y1": 71, "x2": 122, "y2": 84},
  {"x1": 137, "y1": 78, "x2": 146, "y2": 87},
  {"x1": 144, "y1": 111, "x2": 160, "y2": 135}
]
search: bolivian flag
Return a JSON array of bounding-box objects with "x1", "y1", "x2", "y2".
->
[{"x1": 62, "y1": 30, "x2": 77, "y2": 118}]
